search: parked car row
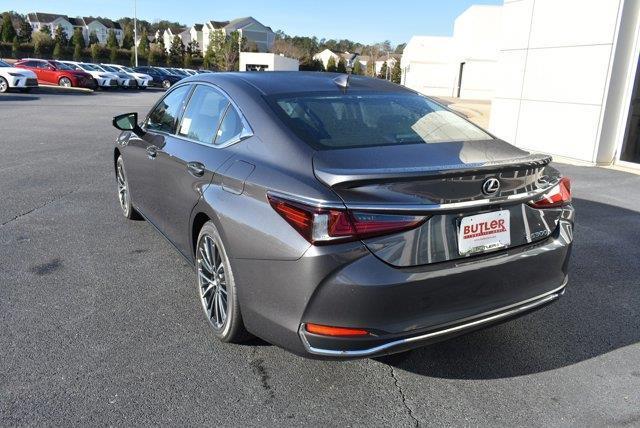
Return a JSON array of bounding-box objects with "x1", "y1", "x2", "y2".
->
[{"x1": 0, "y1": 58, "x2": 212, "y2": 93}]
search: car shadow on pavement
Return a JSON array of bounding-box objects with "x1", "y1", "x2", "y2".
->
[
  {"x1": 380, "y1": 197, "x2": 640, "y2": 379},
  {"x1": 0, "y1": 95, "x2": 40, "y2": 101}
]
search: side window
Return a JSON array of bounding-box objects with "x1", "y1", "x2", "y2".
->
[
  {"x1": 177, "y1": 85, "x2": 229, "y2": 144},
  {"x1": 215, "y1": 106, "x2": 245, "y2": 146},
  {"x1": 146, "y1": 85, "x2": 191, "y2": 134}
]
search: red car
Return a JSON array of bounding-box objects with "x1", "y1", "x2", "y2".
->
[{"x1": 14, "y1": 59, "x2": 96, "y2": 89}]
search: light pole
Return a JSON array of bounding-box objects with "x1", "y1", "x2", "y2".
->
[{"x1": 133, "y1": 0, "x2": 138, "y2": 67}]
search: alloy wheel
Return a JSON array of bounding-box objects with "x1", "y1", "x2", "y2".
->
[
  {"x1": 162, "y1": 80, "x2": 171, "y2": 89},
  {"x1": 59, "y1": 77, "x2": 71, "y2": 87},
  {"x1": 116, "y1": 158, "x2": 130, "y2": 216},
  {"x1": 197, "y1": 234, "x2": 228, "y2": 329},
  {"x1": 0, "y1": 78, "x2": 8, "y2": 93}
]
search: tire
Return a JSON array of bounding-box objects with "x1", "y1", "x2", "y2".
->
[
  {"x1": 115, "y1": 156, "x2": 141, "y2": 220},
  {"x1": 0, "y1": 77, "x2": 8, "y2": 93},
  {"x1": 59, "y1": 77, "x2": 72, "y2": 87},
  {"x1": 196, "y1": 221, "x2": 250, "y2": 343},
  {"x1": 162, "y1": 79, "x2": 171, "y2": 89}
]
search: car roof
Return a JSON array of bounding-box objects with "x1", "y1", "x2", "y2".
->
[{"x1": 194, "y1": 71, "x2": 412, "y2": 96}]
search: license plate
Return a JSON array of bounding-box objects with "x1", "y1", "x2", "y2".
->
[{"x1": 458, "y1": 211, "x2": 511, "y2": 255}]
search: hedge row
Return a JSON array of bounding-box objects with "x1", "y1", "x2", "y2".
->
[{"x1": 0, "y1": 42, "x2": 203, "y2": 68}]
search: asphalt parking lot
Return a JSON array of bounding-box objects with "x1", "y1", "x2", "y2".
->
[{"x1": 1, "y1": 89, "x2": 639, "y2": 426}]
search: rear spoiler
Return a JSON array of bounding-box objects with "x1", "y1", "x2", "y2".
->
[{"x1": 314, "y1": 154, "x2": 553, "y2": 188}]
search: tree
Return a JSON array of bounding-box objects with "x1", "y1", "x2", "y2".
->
[
  {"x1": 110, "y1": 46, "x2": 118, "y2": 63},
  {"x1": 394, "y1": 43, "x2": 406, "y2": 54},
  {"x1": 52, "y1": 41, "x2": 62, "y2": 59},
  {"x1": 40, "y1": 25, "x2": 52, "y2": 37},
  {"x1": 71, "y1": 27, "x2": 84, "y2": 48},
  {"x1": 147, "y1": 45, "x2": 165, "y2": 66},
  {"x1": 183, "y1": 52, "x2": 193, "y2": 68},
  {"x1": 390, "y1": 60, "x2": 401, "y2": 84},
  {"x1": 130, "y1": 48, "x2": 136, "y2": 66},
  {"x1": 204, "y1": 30, "x2": 242, "y2": 71},
  {"x1": 19, "y1": 19, "x2": 32, "y2": 43},
  {"x1": 1, "y1": 13, "x2": 16, "y2": 43},
  {"x1": 33, "y1": 30, "x2": 53, "y2": 58},
  {"x1": 366, "y1": 59, "x2": 375, "y2": 77},
  {"x1": 106, "y1": 29, "x2": 118, "y2": 48},
  {"x1": 377, "y1": 61, "x2": 388, "y2": 79},
  {"x1": 73, "y1": 42, "x2": 82, "y2": 61},
  {"x1": 138, "y1": 28, "x2": 150, "y2": 53},
  {"x1": 336, "y1": 57, "x2": 347, "y2": 73},
  {"x1": 326, "y1": 56, "x2": 337, "y2": 72},
  {"x1": 11, "y1": 36, "x2": 19, "y2": 58},
  {"x1": 121, "y1": 25, "x2": 134, "y2": 50},
  {"x1": 168, "y1": 34, "x2": 183, "y2": 66},
  {"x1": 53, "y1": 25, "x2": 68, "y2": 46},
  {"x1": 89, "y1": 30, "x2": 98, "y2": 45},
  {"x1": 352, "y1": 60, "x2": 363, "y2": 75},
  {"x1": 91, "y1": 43, "x2": 100, "y2": 62}
]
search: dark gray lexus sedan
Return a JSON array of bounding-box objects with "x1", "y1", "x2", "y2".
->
[{"x1": 112, "y1": 72, "x2": 574, "y2": 359}]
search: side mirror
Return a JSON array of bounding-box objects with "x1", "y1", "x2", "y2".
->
[{"x1": 113, "y1": 112, "x2": 145, "y2": 137}]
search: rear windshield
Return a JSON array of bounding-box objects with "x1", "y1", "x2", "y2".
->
[{"x1": 269, "y1": 92, "x2": 491, "y2": 150}]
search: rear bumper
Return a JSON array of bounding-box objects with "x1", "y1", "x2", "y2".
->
[
  {"x1": 299, "y1": 278, "x2": 566, "y2": 358},
  {"x1": 234, "y1": 220, "x2": 573, "y2": 359}
]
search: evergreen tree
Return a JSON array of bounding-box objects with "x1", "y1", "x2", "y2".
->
[
  {"x1": 110, "y1": 46, "x2": 118, "y2": 63},
  {"x1": 130, "y1": 48, "x2": 136, "y2": 66},
  {"x1": 1, "y1": 13, "x2": 16, "y2": 43},
  {"x1": 11, "y1": 36, "x2": 19, "y2": 58},
  {"x1": 40, "y1": 25, "x2": 52, "y2": 37},
  {"x1": 53, "y1": 25, "x2": 68, "y2": 46},
  {"x1": 71, "y1": 27, "x2": 85, "y2": 48},
  {"x1": 377, "y1": 61, "x2": 388, "y2": 79},
  {"x1": 147, "y1": 45, "x2": 159, "y2": 66},
  {"x1": 326, "y1": 56, "x2": 337, "y2": 72},
  {"x1": 73, "y1": 42, "x2": 82, "y2": 61},
  {"x1": 184, "y1": 52, "x2": 193, "y2": 68},
  {"x1": 366, "y1": 59, "x2": 375, "y2": 77},
  {"x1": 168, "y1": 34, "x2": 183, "y2": 66},
  {"x1": 203, "y1": 30, "x2": 241, "y2": 71},
  {"x1": 52, "y1": 41, "x2": 62, "y2": 59},
  {"x1": 33, "y1": 31, "x2": 52, "y2": 58},
  {"x1": 89, "y1": 31, "x2": 98, "y2": 45},
  {"x1": 106, "y1": 29, "x2": 118, "y2": 48},
  {"x1": 138, "y1": 28, "x2": 150, "y2": 53},
  {"x1": 352, "y1": 60, "x2": 363, "y2": 75},
  {"x1": 390, "y1": 60, "x2": 401, "y2": 84},
  {"x1": 19, "y1": 19, "x2": 32, "y2": 43},
  {"x1": 336, "y1": 57, "x2": 347, "y2": 73},
  {"x1": 121, "y1": 25, "x2": 134, "y2": 50},
  {"x1": 91, "y1": 43, "x2": 100, "y2": 62}
]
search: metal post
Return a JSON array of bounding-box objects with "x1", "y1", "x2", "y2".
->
[{"x1": 133, "y1": 0, "x2": 138, "y2": 66}]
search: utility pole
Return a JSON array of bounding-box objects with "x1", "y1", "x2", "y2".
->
[{"x1": 133, "y1": 0, "x2": 138, "y2": 67}]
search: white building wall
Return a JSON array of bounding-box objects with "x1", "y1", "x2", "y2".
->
[
  {"x1": 239, "y1": 52, "x2": 298, "y2": 71},
  {"x1": 489, "y1": 0, "x2": 625, "y2": 163},
  {"x1": 401, "y1": 6, "x2": 501, "y2": 100}
]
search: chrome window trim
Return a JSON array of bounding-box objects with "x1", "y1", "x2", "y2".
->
[
  {"x1": 143, "y1": 81, "x2": 254, "y2": 149},
  {"x1": 299, "y1": 278, "x2": 568, "y2": 358}
]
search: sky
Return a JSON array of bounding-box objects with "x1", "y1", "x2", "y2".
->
[{"x1": 1, "y1": 0, "x2": 503, "y2": 46}]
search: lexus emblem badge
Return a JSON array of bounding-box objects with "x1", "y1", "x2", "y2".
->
[{"x1": 482, "y1": 177, "x2": 500, "y2": 196}]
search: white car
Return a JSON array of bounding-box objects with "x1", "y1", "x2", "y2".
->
[
  {"x1": 100, "y1": 64, "x2": 150, "y2": 89},
  {"x1": 0, "y1": 59, "x2": 38, "y2": 93},
  {"x1": 60, "y1": 61, "x2": 119, "y2": 89}
]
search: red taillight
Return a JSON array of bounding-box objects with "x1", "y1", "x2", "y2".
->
[
  {"x1": 305, "y1": 323, "x2": 369, "y2": 337},
  {"x1": 529, "y1": 177, "x2": 571, "y2": 208},
  {"x1": 267, "y1": 194, "x2": 427, "y2": 244}
]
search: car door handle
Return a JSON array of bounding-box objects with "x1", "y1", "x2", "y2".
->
[
  {"x1": 187, "y1": 161, "x2": 205, "y2": 177},
  {"x1": 146, "y1": 145, "x2": 157, "y2": 158}
]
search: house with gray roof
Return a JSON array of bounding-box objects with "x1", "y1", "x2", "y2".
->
[{"x1": 201, "y1": 17, "x2": 274, "y2": 54}]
